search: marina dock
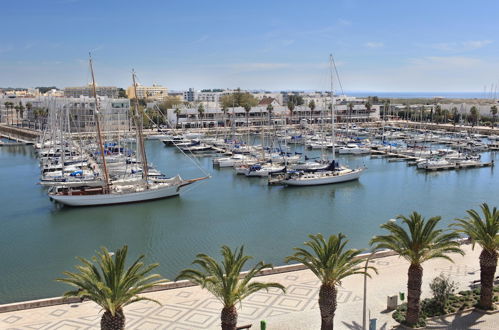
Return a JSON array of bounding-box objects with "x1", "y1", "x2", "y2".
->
[{"x1": 419, "y1": 160, "x2": 494, "y2": 171}]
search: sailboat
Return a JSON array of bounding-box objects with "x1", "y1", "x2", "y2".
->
[
  {"x1": 279, "y1": 54, "x2": 364, "y2": 186},
  {"x1": 49, "y1": 57, "x2": 208, "y2": 206}
]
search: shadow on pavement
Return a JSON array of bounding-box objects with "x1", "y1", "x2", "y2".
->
[
  {"x1": 424, "y1": 310, "x2": 485, "y2": 329},
  {"x1": 341, "y1": 320, "x2": 388, "y2": 330}
]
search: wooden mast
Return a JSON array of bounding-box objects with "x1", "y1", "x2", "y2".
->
[
  {"x1": 131, "y1": 70, "x2": 149, "y2": 184},
  {"x1": 89, "y1": 53, "x2": 110, "y2": 192}
]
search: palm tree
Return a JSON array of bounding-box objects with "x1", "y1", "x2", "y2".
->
[
  {"x1": 285, "y1": 233, "x2": 376, "y2": 330},
  {"x1": 348, "y1": 102, "x2": 354, "y2": 123},
  {"x1": 17, "y1": 102, "x2": 25, "y2": 122},
  {"x1": 490, "y1": 105, "x2": 497, "y2": 128},
  {"x1": 454, "y1": 203, "x2": 499, "y2": 310},
  {"x1": 243, "y1": 104, "x2": 252, "y2": 128},
  {"x1": 174, "y1": 108, "x2": 181, "y2": 128},
  {"x1": 266, "y1": 103, "x2": 273, "y2": 126},
  {"x1": 470, "y1": 106, "x2": 479, "y2": 127},
  {"x1": 309, "y1": 100, "x2": 316, "y2": 123},
  {"x1": 434, "y1": 104, "x2": 442, "y2": 123},
  {"x1": 25, "y1": 102, "x2": 33, "y2": 127},
  {"x1": 364, "y1": 101, "x2": 372, "y2": 122},
  {"x1": 442, "y1": 109, "x2": 450, "y2": 124},
  {"x1": 14, "y1": 105, "x2": 20, "y2": 125},
  {"x1": 2, "y1": 102, "x2": 10, "y2": 124},
  {"x1": 402, "y1": 103, "x2": 409, "y2": 121},
  {"x1": 370, "y1": 213, "x2": 463, "y2": 327},
  {"x1": 221, "y1": 106, "x2": 229, "y2": 127},
  {"x1": 287, "y1": 101, "x2": 295, "y2": 124},
  {"x1": 9, "y1": 102, "x2": 15, "y2": 125},
  {"x1": 177, "y1": 245, "x2": 285, "y2": 330},
  {"x1": 57, "y1": 246, "x2": 166, "y2": 330},
  {"x1": 451, "y1": 107, "x2": 459, "y2": 127},
  {"x1": 197, "y1": 103, "x2": 205, "y2": 128}
]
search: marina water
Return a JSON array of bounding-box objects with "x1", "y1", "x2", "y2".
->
[{"x1": 1, "y1": 139, "x2": 499, "y2": 304}]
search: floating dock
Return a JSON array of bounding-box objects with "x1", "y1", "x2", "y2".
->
[{"x1": 419, "y1": 161, "x2": 494, "y2": 171}]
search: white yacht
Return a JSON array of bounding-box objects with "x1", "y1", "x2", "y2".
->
[
  {"x1": 338, "y1": 143, "x2": 370, "y2": 154},
  {"x1": 282, "y1": 165, "x2": 364, "y2": 186}
]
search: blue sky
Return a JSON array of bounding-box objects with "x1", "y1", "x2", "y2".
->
[{"x1": 1, "y1": 0, "x2": 499, "y2": 92}]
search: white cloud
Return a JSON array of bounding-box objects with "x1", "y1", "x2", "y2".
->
[
  {"x1": 0, "y1": 45, "x2": 14, "y2": 54},
  {"x1": 190, "y1": 35, "x2": 209, "y2": 44},
  {"x1": 407, "y1": 56, "x2": 482, "y2": 68},
  {"x1": 365, "y1": 42, "x2": 383, "y2": 48},
  {"x1": 430, "y1": 40, "x2": 492, "y2": 52},
  {"x1": 227, "y1": 62, "x2": 291, "y2": 72},
  {"x1": 337, "y1": 19, "x2": 352, "y2": 26},
  {"x1": 462, "y1": 40, "x2": 492, "y2": 49}
]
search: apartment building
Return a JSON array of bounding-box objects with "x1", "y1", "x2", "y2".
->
[
  {"x1": 126, "y1": 84, "x2": 168, "y2": 101},
  {"x1": 1, "y1": 96, "x2": 130, "y2": 132}
]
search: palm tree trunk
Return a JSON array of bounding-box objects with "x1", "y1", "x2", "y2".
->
[
  {"x1": 406, "y1": 263, "x2": 423, "y2": 326},
  {"x1": 479, "y1": 249, "x2": 498, "y2": 310},
  {"x1": 101, "y1": 309, "x2": 125, "y2": 330},
  {"x1": 221, "y1": 305, "x2": 238, "y2": 330},
  {"x1": 319, "y1": 283, "x2": 337, "y2": 330}
]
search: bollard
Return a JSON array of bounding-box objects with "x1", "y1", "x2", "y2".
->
[
  {"x1": 260, "y1": 320, "x2": 267, "y2": 330},
  {"x1": 399, "y1": 292, "x2": 405, "y2": 301}
]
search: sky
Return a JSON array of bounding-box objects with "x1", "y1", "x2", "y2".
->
[{"x1": 1, "y1": 0, "x2": 499, "y2": 92}]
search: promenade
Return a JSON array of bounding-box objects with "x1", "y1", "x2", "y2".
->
[{"x1": 1, "y1": 244, "x2": 498, "y2": 329}]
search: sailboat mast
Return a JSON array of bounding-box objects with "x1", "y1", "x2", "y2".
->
[
  {"x1": 89, "y1": 54, "x2": 110, "y2": 192},
  {"x1": 329, "y1": 54, "x2": 336, "y2": 162},
  {"x1": 131, "y1": 70, "x2": 149, "y2": 183}
]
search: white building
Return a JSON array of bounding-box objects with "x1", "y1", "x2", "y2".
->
[
  {"x1": 165, "y1": 101, "x2": 379, "y2": 128},
  {"x1": 1, "y1": 96, "x2": 130, "y2": 132}
]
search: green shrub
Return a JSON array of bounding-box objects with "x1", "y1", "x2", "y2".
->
[
  {"x1": 429, "y1": 274, "x2": 457, "y2": 313},
  {"x1": 392, "y1": 303, "x2": 426, "y2": 328},
  {"x1": 393, "y1": 285, "x2": 499, "y2": 327}
]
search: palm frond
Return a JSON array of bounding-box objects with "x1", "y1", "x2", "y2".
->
[
  {"x1": 177, "y1": 245, "x2": 284, "y2": 308},
  {"x1": 287, "y1": 233, "x2": 375, "y2": 286},
  {"x1": 454, "y1": 203, "x2": 499, "y2": 253},
  {"x1": 57, "y1": 245, "x2": 166, "y2": 315},
  {"x1": 371, "y1": 212, "x2": 464, "y2": 266}
]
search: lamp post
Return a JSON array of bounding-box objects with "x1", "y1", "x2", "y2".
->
[
  {"x1": 363, "y1": 219, "x2": 395, "y2": 330},
  {"x1": 362, "y1": 251, "x2": 376, "y2": 330}
]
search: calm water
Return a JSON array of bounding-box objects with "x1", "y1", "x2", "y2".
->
[
  {"x1": 347, "y1": 91, "x2": 487, "y2": 99},
  {"x1": 1, "y1": 140, "x2": 499, "y2": 304}
]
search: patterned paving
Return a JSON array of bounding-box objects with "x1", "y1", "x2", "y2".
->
[
  {"x1": 1, "y1": 274, "x2": 361, "y2": 330},
  {"x1": 1, "y1": 244, "x2": 497, "y2": 330}
]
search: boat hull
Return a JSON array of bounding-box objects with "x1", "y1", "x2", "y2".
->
[
  {"x1": 49, "y1": 184, "x2": 181, "y2": 206},
  {"x1": 283, "y1": 169, "x2": 363, "y2": 186}
]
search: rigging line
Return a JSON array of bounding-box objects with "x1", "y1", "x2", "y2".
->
[
  {"x1": 172, "y1": 141, "x2": 211, "y2": 177},
  {"x1": 180, "y1": 175, "x2": 210, "y2": 194},
  {"x1": 331, "y1": 55, "x2": 344, "y2": 96}
]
